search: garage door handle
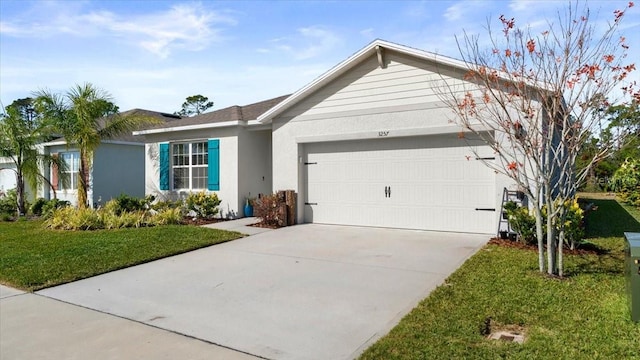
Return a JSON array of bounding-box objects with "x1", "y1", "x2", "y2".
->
[{"x1": 475, "y1": 208, "x2": 495, "y2": 211}]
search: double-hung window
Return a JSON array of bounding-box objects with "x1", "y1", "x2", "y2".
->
[
  {"x1": 172, "y1": 142, "x2": 208, "y2": 190},
  {"x1": 159, "y1": 139, "x2": 219, "y2": 191},
  {"x1": 59, "y1": 152, "x2": 80, "y2": 190}
]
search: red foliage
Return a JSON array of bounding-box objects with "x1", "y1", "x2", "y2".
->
[
  {"x1": 499, "y1": 15, "x2": 515, "y2": 35},
  {"x1": 526, "y1": 39, "x2": 536, "y2": 53}
]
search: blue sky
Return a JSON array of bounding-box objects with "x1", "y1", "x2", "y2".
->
[{"x1": 1, "y1": 0, "x2": 638, "y2": 113}]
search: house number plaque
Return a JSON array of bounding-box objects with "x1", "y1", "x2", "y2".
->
[{"x1": 378, "y1": 131, "x2": 389, "y2": 137}]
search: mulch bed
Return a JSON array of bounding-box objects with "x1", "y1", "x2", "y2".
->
[
  {"x1": 180, "y1": 217, "x2": 227, "y2": 226},
  {"x1": 488, "y1": 237, "x2": 600, "y2": 255}
]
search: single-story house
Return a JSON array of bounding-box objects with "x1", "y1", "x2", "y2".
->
[
  {"x1": 258, "y1": 39, "x2": 519, "y2": 234},
  {"x1": 133, "y1": 96, "x2": 288, "y2": 218},
  {"x1": 39, "y1": 109, "x2": 182, "y2": 207},
  {"x1": 137, "y1": 39, "x2": 537, "y2": 234}
]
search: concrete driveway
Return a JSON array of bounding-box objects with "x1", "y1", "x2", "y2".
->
[{"x1": 38, "y1": 224, "x2": 488, "y2": 360}]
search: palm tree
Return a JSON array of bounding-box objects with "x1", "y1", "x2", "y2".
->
[
  {"x1": 0, "y1": 98, "x2": 65, "y2": 216},
  {"x1": 35, "y1": 83, "x2": 158, "y2": 208}
]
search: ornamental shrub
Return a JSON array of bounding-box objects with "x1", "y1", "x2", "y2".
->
[
  {"x1": 34, "y1": 198, "x2": 71, "y2": 218},
  {"x1": 185, "y1": 191, "x2": 220, "y2": 219},
  {"x1": 254, "y1": 193, "x2": 286, "y2": 227},
  {"x1": 611, "y1": 158, "x2": 640, "y2": 207},
  {"x1": 504, "y1": 201, "x2": 537, "y2": 245},
  {"x1": 504, "y1": 198, "x2": 584, "y2": 249},
  {"x1": 30, "y1": 198, "x2": 48, "y2": 216},
  {"x1": 562, "y1": 199, "x2": 585, "y2": 250},
  {"x1": 113, "y1": 194, "x2": 149, "y2": 214},
  {"x1": 149, "y1": 208, "x2": 183, "y2": 225},
  {"x1": 0, "y1": 189, "x2": 18, "y2": 218}
]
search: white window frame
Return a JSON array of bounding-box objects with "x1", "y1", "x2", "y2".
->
[
  {"x1": 171, "y1": 141, "x2": 208, "y2": 190},
  {"x1": 59, "y1": 151, "x2": 80, "y2": 191}
]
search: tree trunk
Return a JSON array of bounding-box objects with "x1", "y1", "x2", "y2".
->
[
  {"x1": 547, "y1": 218, "x2": 557, "y2": 275},
  {"x1": 16, "y1": 172, "x2": 26, "y2": 216},
  {"x1": 77, "y1": 150, "x2": 90, "y2": 209},
  {"x1": 534, "y1": 206, "x2": 545, "y2": 273},
  {"x1": 558, "y1": 230, "x2": 564, "y2": 278},
  {"x1": 557, "y1": 205, "x2": 567, "y2": 277}
]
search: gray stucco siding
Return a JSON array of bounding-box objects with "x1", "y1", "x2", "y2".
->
[{"x1": 92, "y1": 143, "x2": 146, "y2": 205}]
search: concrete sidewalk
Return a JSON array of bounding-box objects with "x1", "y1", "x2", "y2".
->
[
  {"x1": 0, "y1": 285, "x2": 260, "y2": 360},
  {"x1": 203, "y1": 216, "x2": 272, "y2": 235}
]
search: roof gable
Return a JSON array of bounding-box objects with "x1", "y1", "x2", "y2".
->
[{"x1": 257, "y1": 39, "x2": 471, "y2": 123}]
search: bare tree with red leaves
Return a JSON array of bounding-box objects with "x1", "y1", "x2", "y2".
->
[{"x1": 436, "y1": 1, "x2": 638, "y2": 276}]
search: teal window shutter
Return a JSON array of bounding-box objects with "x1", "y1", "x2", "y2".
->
[
  {"x1": 159, "y1": 143, "x2": 169, "y2": 190},
  {"x1": 208, "y1": 139, "x2": 220, "y2": 191}
]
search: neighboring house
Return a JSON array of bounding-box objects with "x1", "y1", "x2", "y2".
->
[
  {"x1": 39, "y1": 109, "x2": 182, "y2": 207},
  {"x1": 256, "y1": 39, "x2": 523, "y2": 234},
  {"x1": 133, "y1": 96, "x2": 288, "y2": 218},
  {"x1": 0, "y1": 157, "x2": 19, "y2": 196}
]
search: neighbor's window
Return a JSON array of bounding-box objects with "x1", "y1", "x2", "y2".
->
[
  {"x1": 60, "y1": 152, "x2": 80, "y2": 190},
  {"x1": 172, "y1": 142, "x2": 208, "y2": 190}
]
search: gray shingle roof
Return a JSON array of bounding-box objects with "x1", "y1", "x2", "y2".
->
[
  {"x1": 140, "y1": 95, "x2": 290, "y2": 131},
  {"x1": 107, "y1": 109, "x2": 182, "y2": 142}
]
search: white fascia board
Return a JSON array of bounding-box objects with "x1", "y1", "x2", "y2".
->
[
  {"x1": 257, "y1": 39, "x2": 551, "y2": 124},
  {"x1": 40, "y1": 139, "x2": 142, "y2": 147},
  {"x1": 133, "y1": 120, "x2": 244, "y2": 135},
  {"x1": 0, "y1": 156, "x2": 14, "y2": 164},
  {"x1": 40, "y1": 140, "x2": 68, "y2": 147},
  {"x1": 101, "y1": 140, "x2": 144, "y2": 146}
]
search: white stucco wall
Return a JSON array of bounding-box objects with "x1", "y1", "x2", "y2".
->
[
  {"x1": 237, "y1": 128, "x2": 272, "y2": 215},
  {"x1": 143, "y1": 127, "x2": 241, "y2": 218}
]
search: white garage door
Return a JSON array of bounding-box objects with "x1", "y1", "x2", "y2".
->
[{"x1": 304, "y1": 134, "x2": 496, "y2": 234}]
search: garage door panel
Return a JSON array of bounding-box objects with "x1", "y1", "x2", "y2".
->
[{"x1": 305, "y1": 135, "x2": 496, "y2": 234}]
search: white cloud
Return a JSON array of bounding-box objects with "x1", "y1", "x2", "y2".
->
[
  {"x1": 360, "y1": 28, "x2": 375, "y2": 38},
  {"x1": 295, "y1": 26, "x2": 342, "y2": 60},
  {"x1": 0, "y1": 2, "x2": 236, "y2": 58},
  {"x1": 444, "y1": 3, "x2": 465, "y2": 21},
  {"x1": 265, "y1": 26, "x2": 343, "y2": 61}
]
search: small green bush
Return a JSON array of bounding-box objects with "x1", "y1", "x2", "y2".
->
[
  {"x1": 185, "y1": 191, "x2": 220, "y2": 219},
  {"x1": 150, "y1": 208, "x2": 183, "y2": 225},
  {"x1": 611, "y1": 158, "x2": 640, "y2": 207},
  {"x1": 151, "y1": 199, "x2": 183, "y2": 211},
  {"x1": 504, "y1": 201, "x2": 537, "y2": 244},
  {"x1": 504, "y1": 198, "x2": 585, "y2": 249},
  {"x1": 41, "y1": 199, "x2": 71, "y2": 219},
  {"x1": 30, "y1": 198, "x2": 48, "y2": 216},
  {"x1": 112, "y1": 194, "x2": 149, "y2": 215},
  {"x1": 0, "y1": 189, "x2": 17, "y2": 218}
]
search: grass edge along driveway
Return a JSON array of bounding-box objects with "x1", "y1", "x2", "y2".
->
[
  {"x1": 0, "y1": 221, "x2": 243, "y2": 291},
  {"x1": 360, "y1": 195, "x2": 640, "y2": 360}
]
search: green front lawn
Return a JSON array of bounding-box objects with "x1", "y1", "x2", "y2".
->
[
  {"x1": 360, "y1": 196, "x2": 640, "y2": 359},
  {"x1": 0, "y1": 221, "x2": 242, "y2": 291}
]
